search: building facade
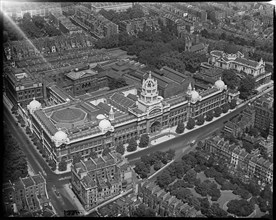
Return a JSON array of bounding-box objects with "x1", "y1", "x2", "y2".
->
[
  {"x1": 4, "y1": 68, "x2": 43, "y2": 108},
  {"x1": 253, "y1": 93, "x2": 274, "y2": 133},
  {"x1": 138, "y1": 180, "x2": 198, "y2": 217},
  {"x1": 2, "y1": 173, "x2": 48, "y2": 215},
  {"x1": 70, "y1": 152, "x2": 135, "y2": 211},
  {"x1": 73, "y1": 5, "x2": 118, "y2": 39},
  {"x1": 24, "y1": 67, "x2": 229, "y2": 168},
  {"x1": 209, "y1": 50, "x2": 272, "y2": 89},
  {"x1": 204, "y1": 136, "x2": 273, "y2": 185}
]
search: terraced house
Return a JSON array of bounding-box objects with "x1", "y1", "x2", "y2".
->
[
  {"x1": 3, "y1": 33, "x2": 95, "y2": 61},
  {"x1": 138, "y1": 181, "x2": 198, "y2": 217},
  {"x1": 70, "y1": 152, "x2": 135, "y2": 210},
  {"x1": 204, "y1": 136, "x2": 273, "y2": 185},
  {"x1": 2, "y1": 173, "x2": 49, "y2": 215},
  {"x1": 73, "y1": 5, "x2": 118, "y2": 39}
]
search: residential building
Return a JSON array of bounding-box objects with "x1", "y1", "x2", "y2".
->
[
  {"x1": 89, "y1": 2, "x2": 133, "y2": 13},
  {"x1": 138, "y1": 180, "x2": 199, "y2": 217},
  {"x1": 119, "y1": 16, "x2": 160, "y2": 35},
  {"x1": 4, "y1": 67, "x2": 43, "y2": 108},
  {"x1": 2, "y1": 2, "x2": 62, "y2": 20},
  {"x1": 73, "y1": 5, "x2": 118, "y2": 39},
  {"x1": 209, "y1": 50, "x2": 272, "y2": 89},
  {"x1": 223, "y1": 106, "x2": 255, "y2": 138},
  {"x1": 70, "y1": 152, "x2": 136, "y2": 211},
  {"x1": 49, "y1": 12, "x2": 83, "y2": 35},
  {"x1": 2, "y1": 173, "x2": 48, "y2": 216},
  {"x1": 3, "y1": 33, "x2": 95, "y2": 61},
  {"x1": 209, "y1": 10, "x2": 226, "y2": 22},
  {"x1": 253, "y1": 92, "x2": 274, "y2": 133},
  {"x1": 204, "y1": 136, "x2": 273, "y2": 185}
]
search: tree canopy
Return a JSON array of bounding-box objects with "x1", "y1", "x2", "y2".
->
[
  {"x1": 139, "y1": 134, "x2": 150, "y2": 148},
  {"x1": 186, "y1": 117, "x2": 195, "y2": 130},
  {"x1": 127, "y1": 138, "x2": 137, "y2": 152},
  {"x1": 175, "y1": 121, "x2": 185, "y2": 134},
  {"x1": 3, "y1": 124, "x2": 28, "y2": 182}
]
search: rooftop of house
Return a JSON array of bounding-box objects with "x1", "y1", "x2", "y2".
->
[
  {"x1": 32, "y1": 174, "x2": 45, "y2": 185},
  {"x1": 21, "y1": 177, "x2": 35, "y2": 188}
]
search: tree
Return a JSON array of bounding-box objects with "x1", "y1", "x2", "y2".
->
[
  {"x1": 166, "y1": 149, "x2": 175, "y2": 161},
  {"x1": 209, "y1": 203, "x2": 228, "y2": 218},
  {"x1": 196, "y1": 114, "x2": 205, "y2": 126},
  {"x1": 222, "y1": 69, "x2": 239, "y2": 90},
  {"x1": 72, "y1": 153, "x2": 82, "y2": 164},
  {"x1": 153, "y1": 161, "x2": 162, "y2": 171},
  {"x1": 127, "y1": 138, "x2": 137, "y2": 152},
  {"x1": 134, "y1": 161, "x2": 150, "y2": 179},
  {"x1": 229, "y1": 99, "x2": 237, "y2": 109},
  {"x1": 222, "y1": 103, "x2": 230, "y2": 113},
  {"x1": 239, "y1": 75, "x2": 256, "y2": 100},
  {"x1": 139, "y1": 134, "x2": 149, "y2": 148},
  {"x1": 102, "y1": 148, "x2": 111, "y2": 156},
  {"x1": 214, "y1": 106, "x2": 222, "y2": 117},
  {"x1": 89, "y1": 150, "x2": 98, "y2": 159},
  {"x1": 175, "y1": 121, "x2": 185, "y2": 134},
  {"x1": 186, "y1": 117, "x2": 195, "y2": 130},
  {"x1": 3, "y1": 127, "x2": 28, "y2": 183},
  {"x1": 116, "y1": 143, "x2": 125, "y2": 155},
  {"x1": 156, "y1": 170, "x2": 172, "y2": 188},
  {"x1": 141, "y1": 155, "x2": 152, "y2": 166},
  {"x1": 183, "y1": 169, "x2": 197, "y2": 183},
  {"x1": 205, "y1": 110, "x2": 214, "y2": 121},
  {"x1": 58, "y1": 160, "x2": 67, "y2": 171},
  {"x1": 227, "y1": 199, "x2": 255, "y2": 217}
]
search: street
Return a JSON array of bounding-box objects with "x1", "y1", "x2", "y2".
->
[
  {"x1": 126, "y1": 102, "x2": 249, "y2": 165},
  {"x1": 3, "y1": 105, "x2": 76, "y2": 216}
]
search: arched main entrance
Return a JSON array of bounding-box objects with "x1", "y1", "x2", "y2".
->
[{"x1": 150, "y1": 121, "x2": 161, "y2": 133}]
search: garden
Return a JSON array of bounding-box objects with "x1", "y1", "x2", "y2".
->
[{"x1": 152, "y1": 149, "x2": 272, "y2": 218}]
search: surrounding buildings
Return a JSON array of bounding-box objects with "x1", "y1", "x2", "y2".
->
[
  {"x1": 2, "y1": 2, "x2": 62, "y2": 20},
  {"x1": 3, "y1": 33, "x2": 95, "y2": 61},
  {"x1": 223, "y1": 106, "x2": 255, "y2": 138},
  {"x1": 119, "y1": 16, "x2": 160, "y2": 35},
  {"x1": 72, "y1": 5, "x2": 118, "y2": 39},
  {"x1": 209, "y1": 50, "x2": 272, "y2": 89},
  {"x1": 70, "y1": 152, "x2": 136, "y2": 211},
  {"x1": 138, "y1": 180, "x2": 199, "y2": 217},
  {"x1": 2, "y1": 173, "x2": 50, "y2": 216},
  {"x1": 253, "y1": 91, "x2": 274, "y2": 134},
  {"x1": 49, "y1": 12, "x2": 83, "y2": 35},
  {"x1": 4, "y1": 67, "x2": 43, "y2": 107},
  {"x1": 204, "y1": 136, "x2": 273, "y2": 185},
  {"x1": 89, "y1": 2, "x2": 133, "y2": 13}
]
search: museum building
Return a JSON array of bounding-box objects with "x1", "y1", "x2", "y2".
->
[{"x1": 25, "y1": 71, "x2": 228, "y2": 167}]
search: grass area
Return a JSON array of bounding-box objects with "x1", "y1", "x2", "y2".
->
[{"x1": 215, "y1": 190, "x2": 240, "y2": 209}]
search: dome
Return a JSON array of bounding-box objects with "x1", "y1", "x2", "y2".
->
[
  {"x1": 215, "y1": 77, "x2": 225, "y2": 90},
  {"x1": 54, "y1": 130, "x2": 67, "y2": 142},
  {"x1": 99, "y1": 119, "x2": 112, "y2": 131},
  {"x1": 28, "y1": 97, "x2": 41, "y2": 111},
  {"x1": 191, "y1": 89, "x2": 200, "y2": 103},
  {"x1": 96, "y1": 114, "x2": 106, "y2": 120}
]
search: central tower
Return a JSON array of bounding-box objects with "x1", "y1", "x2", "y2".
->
[{"x1": 137, "y1": 72, "x2": 163, "y2": 114}]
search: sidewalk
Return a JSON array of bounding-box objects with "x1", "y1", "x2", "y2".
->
[{"x1": 148, "y1": 159, "x2": 175, "y2": 180}]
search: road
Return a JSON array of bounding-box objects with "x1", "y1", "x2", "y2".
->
[
  {"x1": 4, "y1": 105, "x2": 77, "y2": 216},
  {"x1": 126, "y1": 102, "x2": 249, "y2": 165}
]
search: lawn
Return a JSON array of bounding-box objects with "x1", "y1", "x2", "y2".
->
[
  {"x1": 196, "y1": 171, "x2": 220, "y2": 188},
  {"x1": 215, "y1": 190, "x2": 240, "y2": 209}
]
